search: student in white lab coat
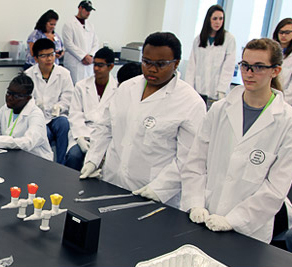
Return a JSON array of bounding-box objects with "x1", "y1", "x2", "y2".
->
[
  {"x1": 80, "y1": 32, "x2": 206, "y2": 208},
  {"x1": 65, "y1": 47, "x2": 117, "y2": 171},
  {"x1": 273, "y1": 18, "x2": 292, "y2": 105},
  {"x1": 62, "y1": 0, "x2": 99, "y2": 84},
  {"x1": 181, "y1": 38, "x2": 292, "y2": 243},
  {"x1": 185, "y1": 4, "x2": 236, "y2": 102},
  {"x1": 0, "y1": 73, "x2": 53, "y2": 160},
  {"x1": 25, "y1": 39, "x2": 74, "y2": 164}
]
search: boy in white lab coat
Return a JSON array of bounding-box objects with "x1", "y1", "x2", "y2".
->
[
  {"x1": 65, "y1": 47, "x2": 117, "y2": 171},
  {"x1": 80, "y1": 32, "x2": 206, "y2": 209},
  {"x1": 25, "y1": 38, "x2": 74, "y2": 164},
  {"x1": 0, "y1": 73, "x2": 53, "y2": 160}
]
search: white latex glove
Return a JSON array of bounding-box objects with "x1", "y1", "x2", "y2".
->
[
  {"x1": 80, "y1": 161, "x2": 97, "y2": 179},
  {"x1": 132, "y1": 185, "x2": 160, "y2": 202},
  {"x1": 217, "y1": 91, "x2": 226, "y2": 100},
  {"x1": 189, "y1": 207, "x2": 209, "y2": 223},
  {"x1": 77, "y1": 137, "x2": 90, "y2": 153},
  {"x1": 205, "y1": 214, "x2": 233, "y2": 232},
  {"x1": 51, "y1": 104, "x2": 60, "y2": 117}
]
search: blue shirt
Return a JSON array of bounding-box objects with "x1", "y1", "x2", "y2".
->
[{"x1": 243, "y1": 99, "x2": 263, "y2": 135}]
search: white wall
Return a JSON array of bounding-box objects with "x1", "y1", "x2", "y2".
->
[{"x1": 0, "y1": 0, "x2": 166, "y2": 53}]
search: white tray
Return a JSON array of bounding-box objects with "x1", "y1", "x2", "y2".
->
[{"x1": 135, "y1": 244, "x2": 228, "y2": 267}]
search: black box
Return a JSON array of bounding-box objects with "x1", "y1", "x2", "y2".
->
[
  {"x1": 0, "y1": 52, "x2": 9, "y2": 58},
  {"x1": 62, "y1": 208, "x2": 101, "y2": 253}
]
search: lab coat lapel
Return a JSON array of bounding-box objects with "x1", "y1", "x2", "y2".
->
[
  {"x1": 141, "y1": 74, "x2": 177, "y2": 103},
  {"x1": 4, "y1": 99, "x2": 34, "y2": 135},
  {"x1": 100, "y1": 74, "x2": 116, "y2": 105},
  {"x1": 242, "y1": 94, "x2": 282, "y2": 142},
  {"x1": 47, "y1": 65, "x2": 59, "y2": 85},
  {"x1": 226, "y1": 87, "x2": 244, "y2": 142},
  {"x1": 130, "y1": 76, "x2": 145, "y2": 103},
  {"x1": 85, "y1": 76, "x2": 98, "y2": 100}
]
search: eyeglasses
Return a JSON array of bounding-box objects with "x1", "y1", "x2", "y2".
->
[
  {"x1": 142, "y1": 58, "x2": 177, "y2": 69},
  {"x1": 38, "y1": 52, "x2": 56, "y2": 59},
  {"x1": 238, "y1": 61, "x2": 278, "y2": 74},
  {"x1": 94, "y1": 62, "x2": 112, "y2": 67},
  {"x1": 6, "y1": 90, "x2": 30, "y2": 99},
  {"x1": 279, "y1": 30, "x2": 292, "y2": 35}
]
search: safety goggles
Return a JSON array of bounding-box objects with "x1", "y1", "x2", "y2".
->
[
  {"x1": 6, "y1": 90, "x2": 30, "y2": 99},
  {"x1": 38, "y1": 52, "x2": 56, "y2": 59},
  {"x1": 94, "y1": 62, "x2": 112, "y2": 67},
  {"x1": 142, "y1": 58, "x2": 177, "y2": 69},
  {"x1": 279, "y1": 30, "x2": 292, "y2": 35},
  {"x1": 238, "y1": 61, "x2": 278, "y2": 74}
]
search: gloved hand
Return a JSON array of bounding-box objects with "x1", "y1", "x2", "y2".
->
[
  {"x1": 189, "y1": 207, "x2": 209, "y2": 223},
  {"x1": 205, "y1": 214, "x2": 233, "y2": 231},
  {"x1": 217, "y1": 91, "x2": 226, "y2": 100},
  {"x1": 51, "y1": 104, "x2": 61, "y2": 117},
  {"x1": 77, "y1": 137, "x2": 90, "y2": 153},
  {"x1": 80, "y1": 161, "x2": 97, "y2": 179},
  {"x1": 132, "y1": 185, "x2": 160, "y2": 202}
]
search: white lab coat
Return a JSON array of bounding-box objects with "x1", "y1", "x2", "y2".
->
[
  {"x1": 280, "y1": 53, "x2": 292, "y2": 105},
  {"x1": 185, "y1": 32, "x2": 236, "y2": 99},
  {"x1": 85, "y1": 73, "x2": 206, "y2": 208},
  {"x1": 62, "y1": 16, "x2": 99, "y2": 84},
  {"x1": 181, "y1": 85, "x2": 292, "y2": 243},
  {"x1": 25, "y1": 64, "x2": 74, "y2": 124},
  {"x1": 0, "y1": 98, "x2": 53, "y2": 160},
  {"x1": 67, "y1": 74, "x2": 117, "y2": 151}
]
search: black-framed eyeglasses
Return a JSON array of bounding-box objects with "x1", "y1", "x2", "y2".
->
[
  {"x1": 279, "y1": 30, "x2": 292, "y2": 35},
  {"x1": 94, "y1": 62, "x2": 112, "y2": 68},
  {"x1": 141, "y1": 58, "x2": 177, "y2": 69},
  {"x1": 6, "y1": 90, "x2": 30, "y2": 100},
  {"x1": 238, "y1": 61, "x2": 278, "y2": 74},
  {"x1": 38, "y1": 52, "x2": 56, "y2": 59}
]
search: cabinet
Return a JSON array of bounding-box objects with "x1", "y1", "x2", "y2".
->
[{"x1": 0, "y1": 67, "x2": 23, "y2": 107}]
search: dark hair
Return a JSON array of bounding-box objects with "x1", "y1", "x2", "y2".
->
[
  {"x1": 33, "y1": 38, "x2": 55, "y2": 57},
  {"x1": 143, "y1": 32, "x2": 181, "y2": 60},
  {"x1": 94, "y1": 47, "x2": 115, "y2": 64},
  {"x1": 199, "y1": 5, "x2": 225, "y2": 48},
  {"x1": 9, "y1": 72, "x2": 34, "y2": 95},
  {"x1": 117, "y1": 62, "x2": 142, "y2": 85},
  {"x1": 273, "y1": 18, "x2": 292, "y2": 58},
  {"x1": 34, "y1": 10, "x2": 59, "y2": 33},
  {"x1": 243, "y1": 38, "x2": 283, "y2": 91}
]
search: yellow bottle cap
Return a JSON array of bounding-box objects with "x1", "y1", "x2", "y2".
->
[
  {"x1": 33, "y1": 197, "x2": 46, "y2": 209},
  {"x1": 50, "y1": 193, "x2": 63, "y2": 205}
]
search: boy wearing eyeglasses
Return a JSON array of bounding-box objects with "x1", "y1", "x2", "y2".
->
[
  {"x1": 0, "y1": 73, "x2": 53, "y2": 160},
  {"x1": 65, "y1": 47, "x2": 117, "y2": 171},
  {"x1": 25, "y1": 38, "x2": 74, "y2": 164},
  {"x1": 80, "y1": 32, "x2": 206, "y2": 209}
]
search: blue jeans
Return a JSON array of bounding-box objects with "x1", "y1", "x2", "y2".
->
[
  {"x1": 64, "y1": 144, "x2": 85, "y2": 171},
  {"x1": 47, "y1": 116, "x2": 69, "y2": 165}
]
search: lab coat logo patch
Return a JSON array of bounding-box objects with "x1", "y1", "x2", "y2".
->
[
  {"x1": 249, "y1": 150, "x2": 265, "y2": 165},
  {"x1": 143, "y1": 116, "x2": 156, "y2": 129}
]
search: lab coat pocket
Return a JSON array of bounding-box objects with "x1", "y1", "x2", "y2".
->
[
  {"x1": 242, "y1": 151, "x2": 277, "y2": 184},
  {"x1": 143, "y1": 121, "x2": 178, "y2": 148}
]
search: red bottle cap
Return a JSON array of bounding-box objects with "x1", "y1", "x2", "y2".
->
[
  {"x1": 10, "y1": 186, "x2": 21, "y2": 198},
  {"x1": 27, "y1": 183, "x2": 39, "y2": 194}
]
